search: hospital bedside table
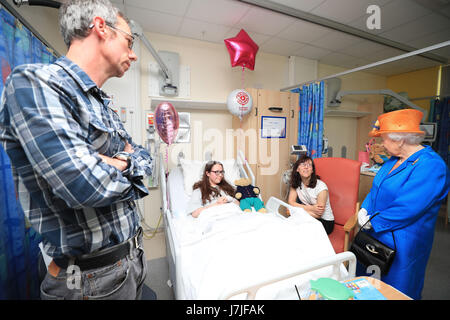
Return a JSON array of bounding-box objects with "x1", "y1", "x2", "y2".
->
[
  {"x1": 355, "y1": 276, "x2": 412, "y2": 300},
  {"x1": 307, "y1": 276, "x2": 412, "y2": 300}
]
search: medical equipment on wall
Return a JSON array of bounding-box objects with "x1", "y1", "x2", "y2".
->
[
  {"x1": 130, "y1": 20, "x2": 179, "y2": 97},
  {"x1": 322, "y1": 137, "x2": 328, "y2": 155},
  {"x1": 291, "y1": 145, "x2": 307, "y2": 159},
  {"x1": 420, "y1": 122, "x2": 437, "y2": 144},
  {"x1": 174, "y1": 112, "x2": 191, "y2": 143},
  {"x1": 146, "y1": 111, "x2": 160, "y2": 188}
]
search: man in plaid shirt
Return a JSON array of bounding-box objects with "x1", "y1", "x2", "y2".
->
[{"x1": 0, "y1": 0, "x2": 153, "y2": 299}]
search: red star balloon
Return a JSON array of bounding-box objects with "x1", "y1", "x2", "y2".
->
[{"x1": 224, "y1": 29, "x2": 259, "y2": 71}]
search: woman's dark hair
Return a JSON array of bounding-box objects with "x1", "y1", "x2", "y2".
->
[
  {"x1": 193, "y1": 161, "x2": 235, "y2": 205},
  {"x1": 290, "y1": 155, "x2": 320, "y2": 189}
]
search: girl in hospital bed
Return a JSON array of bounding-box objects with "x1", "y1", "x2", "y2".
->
[
  {"x1": 288, "y1": 155, "x2": 335, "y2": 234},
  {"x1": 186, "y1": 161, "x2": 238, "y2": 218}
]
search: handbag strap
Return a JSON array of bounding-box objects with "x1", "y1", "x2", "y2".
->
[{"x1": 358, "y1": 212, "x2": 397, "y2": 251}]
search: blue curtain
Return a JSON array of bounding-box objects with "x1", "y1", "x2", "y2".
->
[
  {"x1": 292, "y1": 81, "x2": 324, "y2": 159},
  {"x1": 0, "y1": 7, "x2": 56, "y2": 300},
  {"x1": 430, "y1": 98, "x2": 449, "y2": 167}
]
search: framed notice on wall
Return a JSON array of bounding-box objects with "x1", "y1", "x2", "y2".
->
[{"x1": 261, "y1": 116, "x2": 286, "y2": 138}]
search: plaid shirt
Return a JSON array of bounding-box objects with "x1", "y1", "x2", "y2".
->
[{"x1": 0, "y1": 56, "x2": 152, "y2": 259}]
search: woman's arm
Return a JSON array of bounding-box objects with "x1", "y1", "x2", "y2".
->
[
  {"x1": 191, "y1": 196, "x2": 228, "y2": 218},
  {"x1": 288, "y1": 187, "x2": 323, "y2": 218},
  {"x1": 288, "y1": 188, "x2": 302, "y2": 207},
  {"x1": 315, "y1": 190, "x2": 328, "y2": 217}
]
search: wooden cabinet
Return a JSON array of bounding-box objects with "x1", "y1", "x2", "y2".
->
[
  {"x1": 358, "y1": 171, "x2": 375, "y2": 204},
  {"x1": 232, "y1": 89, "x2": 300, "y2": 203}
]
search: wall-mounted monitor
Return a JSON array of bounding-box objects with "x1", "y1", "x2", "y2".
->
[{"x1": 420, "y1": 122, "x2": 437, "y2": 142}]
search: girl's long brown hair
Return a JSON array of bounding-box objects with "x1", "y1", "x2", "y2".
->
[{"x1": 193, "y1": 161, "x2": 235, "y2": 205}]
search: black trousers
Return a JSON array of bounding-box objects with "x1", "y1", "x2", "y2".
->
[
  {"x1": 319, "y1": 218, "x2": 334, "y2": 235},
  {"x1": 296, "y1": 196, "x2": 334, "y2": 235}
]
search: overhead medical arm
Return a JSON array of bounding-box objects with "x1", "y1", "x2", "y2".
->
[
  {"x1": 12, "y1": 0, "x2": 60, "y2": 8},
  {"x1": 333, "y1": 89, "x2": 427, "y2": 122},
  {"x1": 130, "y1": 20, "x2": 177, "y2": 96}
]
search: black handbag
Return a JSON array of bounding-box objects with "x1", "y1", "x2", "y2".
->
[{"x1": 350, "y1": 212, "x2": 397, "y2": 276}]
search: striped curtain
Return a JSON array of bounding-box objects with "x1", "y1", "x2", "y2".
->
[
  {"x1": 292, "y1": 81, "x2": 324, "y2": 159},
  {"x1": 0, "y1": 7, "x2": 57, "y2": 299}
]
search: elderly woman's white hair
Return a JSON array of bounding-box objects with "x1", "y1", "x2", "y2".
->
[
  {"x1": 59, "y1": 0, "x2": 127, "y2": 48},
  {"x1": 385, "y1": 132, "x2": 425, "y2": 145}
]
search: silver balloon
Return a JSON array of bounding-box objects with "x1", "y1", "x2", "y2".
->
[{"x1": 226, "y1": 89, "x2": 252, "y2": 120}]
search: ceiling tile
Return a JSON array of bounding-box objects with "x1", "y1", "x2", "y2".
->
[
  {"x1": 224, "y1": 28, "x2": 271, "y2": 46},
  {"x1": 236, "y1": 6, "x2": 296, "y2": 36},
  {"x1": 259, "y1": 37, "x2": 305, "y2": 56},
  {"x1": 363, "y1": 46, "x2": 407, "y2": 63},
  {"x1": 431, "y1": 46, "x2": 450, "y2": 59},
  {"x1": 125, "y1": 6, "x2": 183, "y2": 35},
  {"x1": 371, "y1": 0, "x2": 431, "y2": 33},
  {"x1": 268, "y1": 0, "x2": 327, "y2": 12},
  {"x1": 337, "y1": 39, "x2": 388, "y2": 58},
  {"x1": 339, "y1": 57, "x2": 373, "y2": 69},
  {"x1": 124, "y1": 0, "x2": 191, "y2": 16},
  {"x1": 294, "y1": 44, "x2": 332, "y2": 59},
  {"x1": 348, "y1": 0, "x2": 430, "y2": 34},
  {"x1": 185, "y1": 0, "x2": 251, "y2": 26},
  {"x1": 311, "y1": 0, "x2": 375, "y2": 24},
  {"x1": 319, "y1": 52, "x2": 356, "y2": 66},
  {"x1": 277, "y1": 19, "x2": 332, "y2": 43},
  {"x1": 393, "y1": 55, "x2": 441, "y2": 69},
  {"x1": 177, "y1": 18, "x2": 232, "y2": 43},
  {"x1": 380, "y1": 13, "x2": 450, "y2": 44},
  {"x1": 406, "y1": 28, "x2": 450, "y2": 49},
  {"x1": 110, "y1": 0, "x2": 443, "y2": 76},
  {"x1": 310, "y1": 29, "x2": 362, "y2": 51}
]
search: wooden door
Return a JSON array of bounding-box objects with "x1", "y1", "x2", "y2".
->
[
  {"x1": 288, "y1": 92, "x2": 299, "y2": 149},
  {"x1": 256, "y1": 90, "x2": 290, "y2": 202}
]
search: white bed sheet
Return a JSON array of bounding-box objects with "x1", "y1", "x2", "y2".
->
[{"x1": 170, "y1": 203, "x2": 346, "y2": 299}]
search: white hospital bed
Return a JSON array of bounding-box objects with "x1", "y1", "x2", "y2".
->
[{"x1": 161, "y1": 151, "x2": 356, "y2": 300}]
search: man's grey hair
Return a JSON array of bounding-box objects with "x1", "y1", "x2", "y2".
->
[
  {"x1": 59, "y1": 0, "x2": 127, "y2": 48},
  {"x1": 386, "y1": 132, "x2": 425, "y2": 145}
]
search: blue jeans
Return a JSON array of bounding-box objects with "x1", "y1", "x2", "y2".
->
[{"x1": 40, "y1": 244, "x2": 147, "y2": 300}]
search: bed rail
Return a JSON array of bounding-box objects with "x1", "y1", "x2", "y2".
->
[
  {"x1": 160, "y1": 152, "x2": 168, "y2": 214},
  {"x1": 220, "y1": 251, "x2": 356, "y2": 300},
  {"x1": 237, "y1": 150, "x2": 255, "y2": 185}
]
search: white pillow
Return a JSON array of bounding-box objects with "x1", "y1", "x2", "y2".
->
[
  {"x1": 220, "y1": 159, "x2": 241, "y2": 187},
  {"x1": 180, "y1": 158, "x2": 204, "y2": 196}
]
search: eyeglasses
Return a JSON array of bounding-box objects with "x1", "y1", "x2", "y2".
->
[
  {"x1": 299, "y1": 163, "x2": 312, "y2": 168},
  {"x1": 89, "y1": 22, "x2": 135, "y2": 50},
  {"x1": 210, "y1": 170, "x2": 225, "y2": 175},
  {"x1": 106, "y1": 23, "x2": 135, "y2": 50}
]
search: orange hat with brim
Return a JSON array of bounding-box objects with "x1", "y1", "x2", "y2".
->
[{"x1": 369, "y1": 108, "x2": 425, "y2": 137}]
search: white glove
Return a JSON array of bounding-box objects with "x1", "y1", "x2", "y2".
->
[{"x1": 357, "y1": 208, "x2": 372, "y2": 230}]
